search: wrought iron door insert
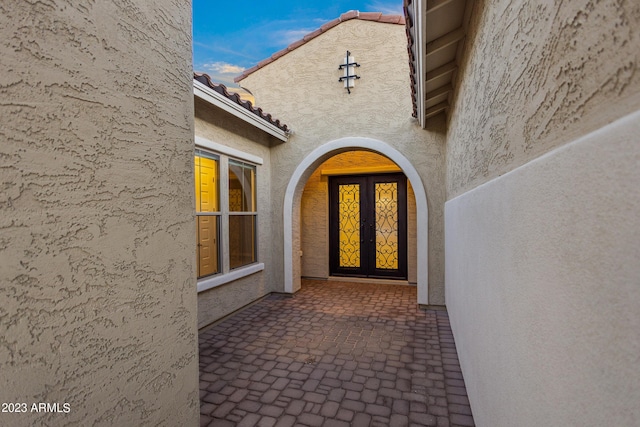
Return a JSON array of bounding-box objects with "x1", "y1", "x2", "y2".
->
[{"x1": 329, "y1": 173, "x2": 407, "y2": 279}]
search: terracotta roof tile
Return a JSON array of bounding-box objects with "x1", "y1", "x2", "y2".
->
[
  {"x1": 359, "y1": 12, "x2": 383, "y2": 21},
  {"x1": 243, "y1": 65, "x2": 259, "y2": 76},
  {"x1": 404, "y1": 0, "x2": 418, "y2": 120},
  {"x1": 287, "y1": 39, "x2": 305, "y2": 50},
  {"x1": 270, "y1": 49, "x2": 288, "y2": 61},
  {"x1": 320, "y1": 18, "x2": 341, "y2": 31},
  {"x1": 194, "y1": 72, "x2": 289, "y2": 132},
  {"x1": 340, "y1": 10, "x2": 359, "y2": 20},
  {"x1": 378, "y1": 14, "x2": 403, "y2": 24},
  {"x1": 235, "y1": 10, "x2": 405, "y2": 82},
  {"x1": 303, "y1": 28, "x2": 323, "y2": 42},
  {"x1": 404, "y1": 5, "x2": 413, "y2": 28},
  {"x1": 257, "y1": 58, "x2": 272, "y2": 68}
]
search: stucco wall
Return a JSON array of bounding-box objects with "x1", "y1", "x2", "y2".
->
[
  {"x1": 444, "y1": 2, "x2": 640, "y2": 424},
  {"x1": 241, "y1": 19, "x2": 447, "y2": 304},
  {"x1": 0, "y1": 2, "x2": 198, "y2": 426},
  {"x1": 194, "y1": 98, "x2": 278, "y2": 328},
  {"x1": 447, "y1": 0, "x2": 640, "y2": 198},
  {"x1": 445, "y1": 111, "x2": 640, "y2": 427},
  {"x1": 301, "y1": 151, "x2": 417, "y2": 284}
]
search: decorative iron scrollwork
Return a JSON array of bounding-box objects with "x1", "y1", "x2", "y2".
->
[
  {"x1": 375, "y1": 182, "x2": 399, "y2": 270},
  {"x1": 338, "y1": 183, "x2": 361, "y2": 267},
  {"x1": 338, "y1": 51, "x2": 360, "y2": 94}
]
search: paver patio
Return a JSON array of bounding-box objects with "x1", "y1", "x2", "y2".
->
[{"x1": 199, "y1": 279, "x2": 474, "y2": 427}]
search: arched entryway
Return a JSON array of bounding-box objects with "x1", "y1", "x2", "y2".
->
[{"x1": 283, "y1": 137, "x2": 429, "y2": 305}]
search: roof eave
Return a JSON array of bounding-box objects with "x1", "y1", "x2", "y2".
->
[
  {"x1": 407, "y1": 0, "x2": 427, "y2": 128},
  {"x1": 405, "y1": 0, "x2": 475, "y2": 128},
  {"x1": 193, "y1": 80, "x2": 289, "y2": 142}
]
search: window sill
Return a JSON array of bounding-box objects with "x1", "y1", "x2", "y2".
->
[{"x1": 197, "y1": 263, "x2": 265, "y2": 293}]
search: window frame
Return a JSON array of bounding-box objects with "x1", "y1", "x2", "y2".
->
[
  {"x1": 195, "y1": 149, "x2": 221, "y2": 279},
  {"x1": 228, "y1": 159, "x2": 258, "y2": 270},
  {"x1": 195, "y1": 137, "x2": 264, "y2": 293}
]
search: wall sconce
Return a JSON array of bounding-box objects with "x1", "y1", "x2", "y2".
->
[{"x1": 338, "y1": 51, "x2": 360, "y2": 94}]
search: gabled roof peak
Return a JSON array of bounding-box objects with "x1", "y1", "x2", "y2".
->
[{"x1": 235, "y1": 10, "x2": 405, "y2": 82}]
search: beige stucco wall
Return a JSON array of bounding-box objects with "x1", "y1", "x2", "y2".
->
[
  {"x1": 445, "y1": 111, "x2": 640, "y2": 426},
  {"x1": 241, "y1": 19, "x2": 447, "y2": 304},
  {"x1": 194, "y1": 98, "x2": 280, "y2": 328},
  {"x1": 301, "y1": 151, "x2": 417, "y2": 284},
  {"x1": 447, "y1": 0, "x2": 640, "y2": 199},
  {"x1": 444, "y1": 1, "x2": 640, "y2": 425},
  {"x1": 0, "y1": 2, "x2": 198, "y2": 426}
]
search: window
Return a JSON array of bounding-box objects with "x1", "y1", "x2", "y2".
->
[
  {"x1": 195, "y1": 149, "x2": 258, "y2": 280},
  {"x1": 195, "y1": 150, "x2": 220, "y2": 278},
  {"x1": 228, "y1": 160, "x2": 257, "y2": 269}
]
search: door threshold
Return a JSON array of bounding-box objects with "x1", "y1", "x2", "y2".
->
[{"x1": 327, "y1": 276, "x2": 412, "y2": 286}]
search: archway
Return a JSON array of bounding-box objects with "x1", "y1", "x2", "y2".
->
[{"x1": 283, "y1": 137, "x2": 429, "y2": 305}]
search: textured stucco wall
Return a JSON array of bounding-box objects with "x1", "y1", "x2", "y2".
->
[
  {"x1": 301, "y1": 151, "x2": 417, "y2": 284},
  {"x1": 194, "y1": 98, "x2": 277, "y2": 328},
  {"x1": 447, "y1": 0, "x2": 640, "y2": 198},
  {"x1": 242, "y1": 19, "x2": 447, "y2": 303},
  {"x1": 445, "y1": 111, "x2": 640, "y2": 427},
  {"x1": 0, "y1": 2, "x2": 198, "y2": 426},
  {"x1": 444, "y1": 1, "x2": 640, "y2": 425}
]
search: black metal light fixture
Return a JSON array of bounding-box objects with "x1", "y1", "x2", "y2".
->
[{"x1": 338, "y1": 50, "x2": 360, "y2": 94}]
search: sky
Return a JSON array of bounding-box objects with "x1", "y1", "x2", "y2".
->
[{"x1": 192, "y1": 0, "x2": 404, "y2": 88}]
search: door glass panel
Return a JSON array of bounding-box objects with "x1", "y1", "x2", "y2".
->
[
  {"x1": 195, "y1": 151, "x2": 220, "y2": 278},
  {"x1": 197, "y1": 216, "x2": 219, "y2": 277},
  {"x1": 195, "y1": 153, "x2": 219, "y2": 212},
  {"x1": 338, "y1": 184, "x2": 360, "y2": 268},
  {"x1": 375, "y1": 182, "x2": 398, "y2": 270}
]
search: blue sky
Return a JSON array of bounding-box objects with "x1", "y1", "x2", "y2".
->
[{"x1": 192, "y1": 0, "x2": 404, "y2": 88}]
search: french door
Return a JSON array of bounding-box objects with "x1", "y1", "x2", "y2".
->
[{"x1": 329, "y1": 173, "x2": 407, "y2": 279}]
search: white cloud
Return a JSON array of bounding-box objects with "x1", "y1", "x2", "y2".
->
[
  {"x1": 195, "y1": 62, "x2": 247, "y2": 88},
  {"x1": 366, "y1": 1, "x2": 404, "y2": 15},
  {"x1": 202, "y1": 62, "x2": 245, "y2": 74},
  {"x1": 275, "y1": 28, "x2": 315, "y2": 46}
]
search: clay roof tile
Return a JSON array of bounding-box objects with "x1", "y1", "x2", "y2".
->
[
  {"x1": 340, "y1": 10, "x2": 359, "y2": 21},
  {"x1": 378, "y1": 15, "x2": 404, "y2": 24},
  {"x1": 194, "y1": 72, "x2": 289, "y2": 133},
  {"x1": 303, "y1": 28, "x2": 323, "y2": 41},
  {"x1": 359, "y1": 12, "x2": 383, "y2": 21},
  {"x1": 320, "y1": 18, "x2": 340, "y2": 31},
  {"x1": 271, "y1": 49, "x2": 289, "y2": 61},
  {"x1": 287, "y1": 39, "x2": 306, "y2": 50},
  {"x1": 257, "y1": 58, "x2": 272, "y2": 68}
]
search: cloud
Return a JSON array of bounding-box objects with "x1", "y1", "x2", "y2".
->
[
  {"x1": 366, "y1": 1, "x2": 404, "y2": 15},
  {"x1": 273, "y1": 28, "x2": 315, "y2": 46},
  {"x1": 194, "y1": 61, "x2": 247, "y2": 88},
  {"x1": 202, "y1": 61, "x2": 245, "y2": 74},
  {"x1": 193, "y1": 41, "x2": 259, "y2": 63}
]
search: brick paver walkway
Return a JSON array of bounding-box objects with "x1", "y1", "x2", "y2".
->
[{"x1": 199, "y1": 280, "x2": 474, "y2": 427}]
